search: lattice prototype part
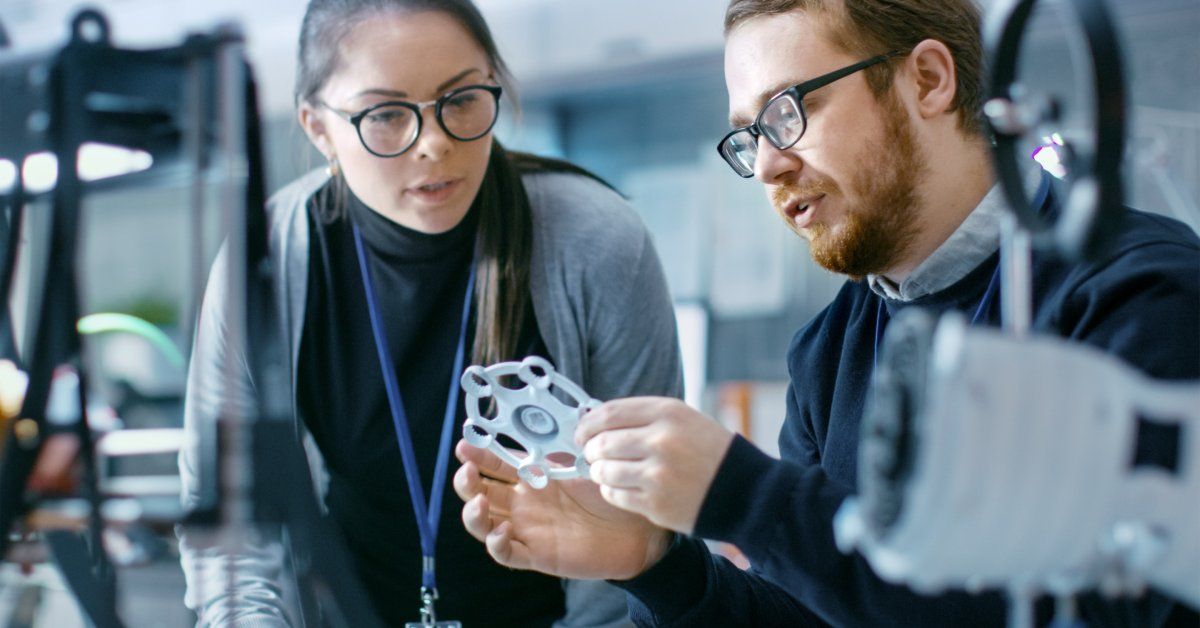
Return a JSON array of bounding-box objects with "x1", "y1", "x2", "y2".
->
[{"x1": 461, "y1": 356, "x2": 596, "y2": 489}]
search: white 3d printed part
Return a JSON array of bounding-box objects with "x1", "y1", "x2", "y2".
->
[{"x1": 461, "y1": 356, "x2": 595, "y2": 489}]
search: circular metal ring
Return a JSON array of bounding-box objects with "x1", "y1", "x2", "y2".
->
[
  {"x1": 463, "y1": 421, "x2": 495, "y2": 448},
  {"x1": 70, "y1": 9, "x2": 111, "y2": 45},
  {"x1": 984, "y1": 0, "x2": 1126, "y2": 261},
  {"x1": 460, "y1": 366, "x2": 494, "y2": 398},
  {"x1": 518, "y1": 461, "x2": 549, "y2": 490},
  {"x1": 517, "y1": 356, "x2": 554, "y2": 390}
]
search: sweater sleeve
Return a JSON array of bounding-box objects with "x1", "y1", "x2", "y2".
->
[
  {"x1": 617, "y1": 533, "x2": 829, "y2": 627},
  {"x1": 522, "y1": 171, "x2": 684, "y2": 403},
  {"x1": 586, "y1": 228, "x2": 685, "y2": 401},
  {"x1": 621, "y1": 383, "x2": 1011, "y2": 627}
]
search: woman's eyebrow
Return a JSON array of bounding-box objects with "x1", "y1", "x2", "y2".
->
[
  {"x1": 350, "y1": 68, "x2": 485, "y2": 101},
  {"x1": 435, "y1": 67, "x2": 484, "y2": 93}
]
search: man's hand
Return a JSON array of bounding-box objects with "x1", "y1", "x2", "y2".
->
[
  {"x1": 576, "y1": 397, "x2": 735, "y2": 534},
  {"x1": 453, "y1": 440, "x2": 672, "y2": 581}
]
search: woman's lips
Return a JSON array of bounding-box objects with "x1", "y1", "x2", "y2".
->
[{"x1": 406, "y1": 178, "x2": 461, "y2": 204}]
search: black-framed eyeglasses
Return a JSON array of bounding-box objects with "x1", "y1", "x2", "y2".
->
[
  {"x1": 324, "y1": 84, "x2": 503, "y2": 158},
  {"x1": 717, "y1": 51, "x2": 903, "y2": 178}
]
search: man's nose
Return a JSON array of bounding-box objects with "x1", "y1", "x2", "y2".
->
[{"x1": 753, "y1": 135, "x2": 802, "y2": 184}]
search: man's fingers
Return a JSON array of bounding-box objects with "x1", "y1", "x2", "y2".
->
[
  {"x1": 485, "y1": 521, "x2": 533, "y2": 571},
  {"x1": 598, "y1": 484, "x2": 650, "y2": 518},
  {"x1": 589, "y1": 458, "x2": 652, "y2": 490},
  {"x1": 576, "y1": 398, "x2": 667, "y2": 447},
  {"x1": 582, "y1": 426, "x2": 653, "y2": 463},
  {"x1": 456, "y1": 439, "x2": 519, "y2": 483}
]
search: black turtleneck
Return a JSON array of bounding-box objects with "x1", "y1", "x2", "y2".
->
[{"x1": 296, "y1": 183, "x2": 561, "y2": 627}]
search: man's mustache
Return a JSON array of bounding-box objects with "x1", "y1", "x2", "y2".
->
[{"x1": 770, "y1": 178, "x2": 838, "y2": 211}]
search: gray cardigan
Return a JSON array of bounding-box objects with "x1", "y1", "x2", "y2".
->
[{"x1": 178, "y1": 169, "x2": 684, "y2": 627}]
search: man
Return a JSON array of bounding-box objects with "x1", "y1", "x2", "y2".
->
[{"x1": 453, "y1": 1, "x2": 1200, "y2": 625}]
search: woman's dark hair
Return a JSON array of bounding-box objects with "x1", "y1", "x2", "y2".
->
[
  {"x1": 296, "y1": 0, "x2": 605, "y2": 365},
  {"x1": 296, "y1": 0, "x2": 513, "y2": 109}
]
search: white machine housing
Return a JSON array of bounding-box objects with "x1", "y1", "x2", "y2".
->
[{"x1": 835, "y1": 312, "x2": 1200, "y2": 609}]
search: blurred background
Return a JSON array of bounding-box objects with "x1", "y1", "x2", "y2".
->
[{"x1": 1, "y1": 0, "x2": 1198, "y2": 624}]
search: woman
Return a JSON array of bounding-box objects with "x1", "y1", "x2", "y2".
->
[{"x1": 178, "y1": 0, "x2": 682, "y2": 626}]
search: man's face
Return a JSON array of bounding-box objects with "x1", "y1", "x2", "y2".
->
[{"x1": 724, "y1": 11, "x2": 927, "y2": 278}]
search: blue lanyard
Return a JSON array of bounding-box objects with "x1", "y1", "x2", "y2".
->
[
  {"x1": 352, "y1": 223, "x2": 475, "y2": 592},
  {"x1": 873, "y1": 263, "x2": 1001, "y2": 372}
]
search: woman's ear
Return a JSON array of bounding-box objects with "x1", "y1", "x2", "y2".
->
[
  {"x1": 298, "y1": 103, "x2": 335, "y2": 161},
  {"x1": 905, "y1": 38, "x2": 958, "y2": 121}
]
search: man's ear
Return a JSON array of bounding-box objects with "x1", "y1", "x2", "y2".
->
[
  {"x1": 298, "y1": 103, "x2": 335, "y2": 161},
  {"x1": 905, "y1": 39, "x2": 958, "y2": 121}
]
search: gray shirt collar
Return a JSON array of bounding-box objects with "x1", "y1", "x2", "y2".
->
[{"x1": 868, "y1": 184, "x2": 1004, "y2": 301}]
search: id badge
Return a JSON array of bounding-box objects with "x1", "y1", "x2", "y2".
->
[{"x1": 405, "y1": 622, "x2": 461, "y2": 628}]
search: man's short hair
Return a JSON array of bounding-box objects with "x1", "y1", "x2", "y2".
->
[{"x1": 725, "y1": 0, "x2": 985, "y2": 136}]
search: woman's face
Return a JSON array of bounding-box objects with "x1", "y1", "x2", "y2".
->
[{"x1": 300, "y1": 10, "x2": 495, "y2": 233}]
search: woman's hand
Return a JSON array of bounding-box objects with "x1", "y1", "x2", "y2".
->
[{"x1": 453, "y1": 440, "x2": 672, "y2": 581}]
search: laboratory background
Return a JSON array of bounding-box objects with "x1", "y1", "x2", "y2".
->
[{"x1": 0, "y1": 0, "x2": 1197, "y2": 625}]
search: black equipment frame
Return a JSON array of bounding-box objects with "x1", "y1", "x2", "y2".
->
[
  {"x1": 0, "y1": 10, "x2": 383, "y2": 627},
  {"x1": 983, "y1": 0, "x2": 1128, "y2": 261}
]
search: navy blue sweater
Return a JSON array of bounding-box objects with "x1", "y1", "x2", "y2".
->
[{"x1": 619, "y1": 184, "x2": 1200, "y2": 627}]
